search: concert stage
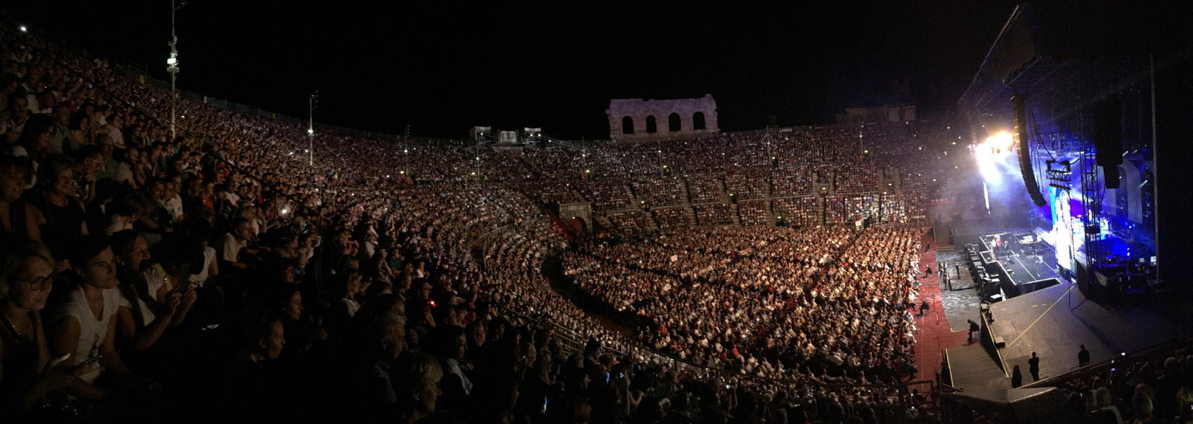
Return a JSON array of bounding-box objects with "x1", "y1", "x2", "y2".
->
[
  {"x1": 943, "y1": 228, "x2": 1193, "y2": 391},
  {"x1": 943, "y1": 0, "x2": 1193, "y2": 403},
  {"x1": 946, "y1": 264, "x2": 1193, "y2": 391},
  {"x1": 966, "y1": 232, "x2": 1064, "y2": 303}
]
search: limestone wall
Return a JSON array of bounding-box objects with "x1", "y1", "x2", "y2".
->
[{"x1": 607, "y1": 94, "x2": 719, "y2": 142}]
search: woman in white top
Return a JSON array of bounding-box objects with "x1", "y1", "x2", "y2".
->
[
  {"x1": 183, "y1": 219, "x2": 219, "y2": 289},
  {"x1": 188, "y1": 246, "x2": 217, "y2": 288},
  {"x1": 0, "y1": 240, "x2": 94, "y2": 411},
  {"x1": 48, "y1": 235, "x2": 139, "y2": 400},
  {"x1": 111, "y1": 230, "x2": 196, "y2": 352}
]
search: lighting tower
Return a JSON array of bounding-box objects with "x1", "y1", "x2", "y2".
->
[
  {"x1": 308, "y1": 92, "x2": 318, "y2": 166},
  {"x1": 167, "y1": 0, "x2": 182, "y2": 141}
]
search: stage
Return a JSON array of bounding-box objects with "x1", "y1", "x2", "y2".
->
[
  {"x1": 944, "y1": 231, "x2": 1193, "y2": 391},
  {"x1": 967, "y1": 231, "x2": 1065, "y2": 303}
]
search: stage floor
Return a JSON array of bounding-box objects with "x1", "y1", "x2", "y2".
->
[
  {"x1": 978, "y1": 232, "x2": 1064, "y2": 287},
  {"x1": 945, "y1": 233, "x2": 1193, "y2": 390},
  {"x1": 947, "y1": 272, "x2": 1193, "y2": 390}
]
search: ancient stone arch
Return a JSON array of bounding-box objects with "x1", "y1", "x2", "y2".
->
[{"x1": 607, "y1": 94, "x2": 719, "y2": 142}]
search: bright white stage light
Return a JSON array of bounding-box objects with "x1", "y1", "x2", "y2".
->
[
  {"x1": 974, "y1": 130, "x2": 1019, "y2": 184},
  {"x1": 981, "y1": 131, "x2": 1015, "y2": 155}
]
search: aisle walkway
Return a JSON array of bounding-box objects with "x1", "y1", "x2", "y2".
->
[{"x1": 912, "y1": 238, "x2": 971, "y2": 384}]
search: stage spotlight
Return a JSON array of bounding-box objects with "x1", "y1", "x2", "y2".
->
[
  {"x1": 973, "y1": 130, "x2": 1022, "y2": 185},
  {"x1": 980, "y1": 131, "x2": 1015, "y2": 154}
]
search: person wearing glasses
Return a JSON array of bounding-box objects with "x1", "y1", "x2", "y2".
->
[
  {"x1": 29, "y1": 157, "x2": 89, "y2": 266},
  {"x1": 0, "y1": 240, "x2": 93, "y2": 413}
]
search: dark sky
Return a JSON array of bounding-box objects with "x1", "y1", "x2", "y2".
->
[{"x1": 10, "y1": 1, "x2": 1018, "y2": 139}]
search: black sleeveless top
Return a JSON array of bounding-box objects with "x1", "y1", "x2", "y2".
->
[
  {"x1": 30, "y1": 192, "x2": 86, "y2": 260},
  {"x1": 0, "y1": 200, "x2": 30, "y2": 242},
  {"x1": 0, "y1": 311, "x2": 40, "y2": 410}
]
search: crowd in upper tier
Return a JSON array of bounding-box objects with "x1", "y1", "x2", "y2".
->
[{"x1": 0, "y1": 19, "x2": 951, "y2": 423}]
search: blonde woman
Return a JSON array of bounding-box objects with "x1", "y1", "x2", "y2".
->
[{"x1": 0, "y1": 240, "x2": 94, "y2": 412}]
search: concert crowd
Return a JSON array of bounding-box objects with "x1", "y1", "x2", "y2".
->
[{"x1": 0, "y1": 19, "x2": 949, "y2": 423}]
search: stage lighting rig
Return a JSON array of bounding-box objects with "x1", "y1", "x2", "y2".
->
[{"x1": 1046, "y1": 160, "x2": 1071, "y2": 190}]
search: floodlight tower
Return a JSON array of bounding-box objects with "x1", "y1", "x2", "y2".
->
[
  {"x1": 308, "y1": 92, "x2": 318, "y2": 166},
  {"x1": 167, "y1": 0, "x2": 182, "y2": 141}
]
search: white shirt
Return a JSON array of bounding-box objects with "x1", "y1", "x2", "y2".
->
[
  {"x1": 165, "y1": 195, "x2": 184, "y2": 220},
  {"x1": 143, "y1": 264, "x2": 169, "y2": 298},
  {"x1": 188, "y1": 246, "x2": 216, "y2": 287},
  {"x1": 53, "y1": 285, "x2": 121, "y2": 383},
  {"x1": 117, "y1": 287, "x2": 157, "y2": 327},
  {"x1": 221, "y1": 233, "x2": 246, "y2": 263},
  {"x1": 443, "y1": 358, "x2": 473, "y2": 395},
  {"x1": 105, "y1": 215, "x2": 136, "y2": 236}
]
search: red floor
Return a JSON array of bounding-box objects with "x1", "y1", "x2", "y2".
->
[{"x1": 912, "y1": 239, "x2": 971, "y2": 385}]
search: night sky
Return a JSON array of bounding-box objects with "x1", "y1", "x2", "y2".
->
[{"x1": 10, "y1": 1, "x2": 1018, "y2": 139}]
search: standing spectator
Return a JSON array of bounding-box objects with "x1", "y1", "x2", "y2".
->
[
  {"x1": 1011, "y1": 365, "x2": 1023, "y2": 388},
  {"x1": 1028, "y1": 352, "x2": 1040, "y2": 381},
  {"x1": 1079, "y1": 345, "x2": 1091, "y2": 367}
]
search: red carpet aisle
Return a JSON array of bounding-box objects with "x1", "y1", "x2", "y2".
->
[{"x1": 912, "y1": 238, "x2": 970, "y2": 385}]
